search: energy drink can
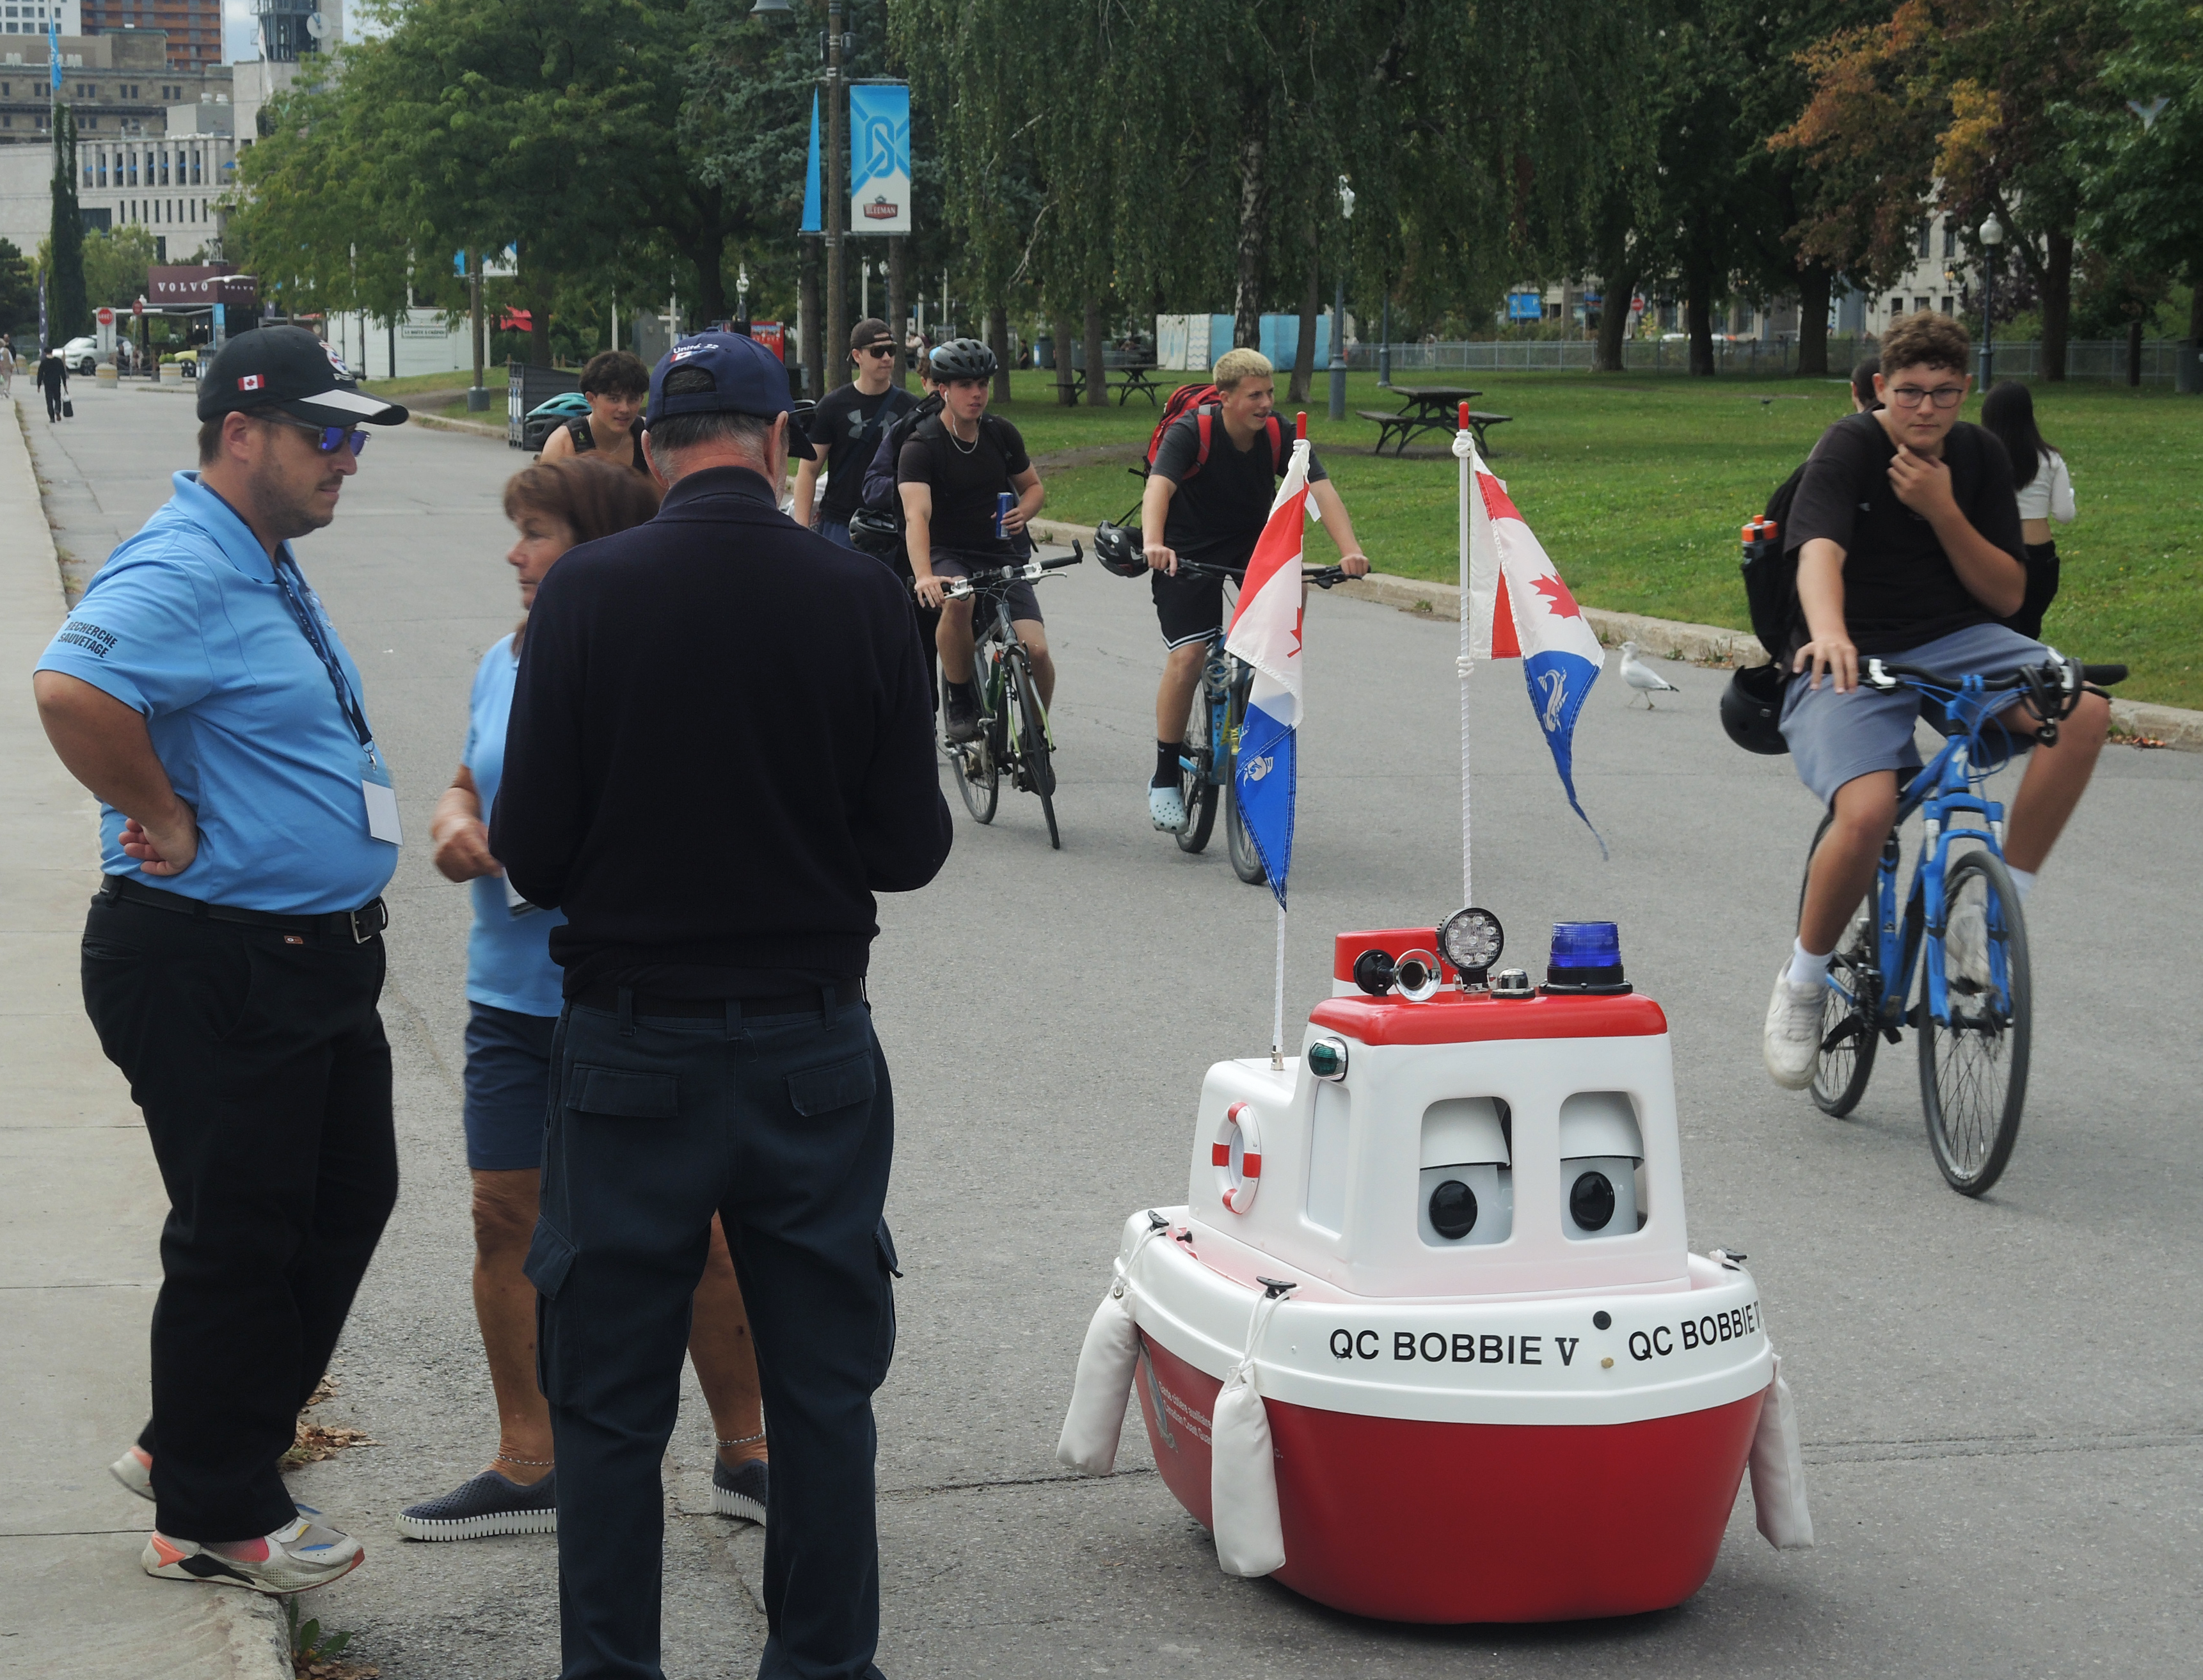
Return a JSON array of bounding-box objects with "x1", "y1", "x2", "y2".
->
[{"x1": 995, "y1": 491, "x2": 1015, "y2": 540}]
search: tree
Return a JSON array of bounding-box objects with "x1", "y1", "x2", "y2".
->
[
  {"x1": 81, "y1": 225, "x2": 161, "y2": 311},
  {"x1": 48, "y1": 104, "x2": 86, "y2": 344},
  {"x1": 0, "y1": 238, "x2": 35, "y2": 342}
]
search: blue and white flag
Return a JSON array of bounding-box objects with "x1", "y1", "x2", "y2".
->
[
  {"x1": 849, "y1": 84, "x2": 911, "y2": 235},
  {"x1": 800, "y1": 91, "x2": 822, "y2": 235},
  {"x1": 1224, "y1": 438, "x2": 1315, "y2": 907}
]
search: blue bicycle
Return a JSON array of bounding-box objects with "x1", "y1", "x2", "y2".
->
[{"x1": 1802, "y1": 651, "x2": 2125, "y2": 1195}]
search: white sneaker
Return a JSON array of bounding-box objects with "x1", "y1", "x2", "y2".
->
[
  {"x1": 111, "y1": 1445, "x2": 155, "y2": 1502},
  {"x1": 1148, "y1": 784, "x2": 1186, "y2": 832},
  {"x1": 143, "y1": 1514, "x2": 364, "y2": 1595},
  {"x1": 1945, "y1": 896, "x2": 1993, "y2": 994},
  {"x1": 1762, "y1": 965, "x2": 1825, "y2": 1090}
]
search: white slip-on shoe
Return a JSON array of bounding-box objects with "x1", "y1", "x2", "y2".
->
[
  {"x1": 111, "y1": 1445, "x2": 155, "y2": 1502},
  {"x1": 1944, "y1": 896, "x2": 1994, "y2": 994},
  {"x1": 1763, "y1": 965, "x2": 1826, "y2": 1091},
  {"x1": 1148, "y1": 784, "x2": 1186, "y2": 831},
  {"x1": 143, "y1": 1514, "x2": 365, "y2": 1595}
]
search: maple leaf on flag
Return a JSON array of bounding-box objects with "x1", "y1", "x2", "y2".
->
[{"x1": 1532, "y1": 574, "x2": 1583, "y2": 619}]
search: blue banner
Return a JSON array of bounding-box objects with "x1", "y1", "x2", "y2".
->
[
  {"x1": 849, "y1": 84, "x2": 911, "y2": 235},
  {"x1": 800, "y1": 91, "x2": 822, "y2": 235}
]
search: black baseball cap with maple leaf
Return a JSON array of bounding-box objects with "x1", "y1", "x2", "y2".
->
[{"x1": 197, "y1": 325, "x2": 409, "y2": 426}]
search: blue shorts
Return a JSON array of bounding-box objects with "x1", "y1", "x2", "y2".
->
[
  {"x1": 818, "y1": 519, "x2": 855, "y2": 550},
  {"x1": 462, "y1": 1001, "x2": 557, "y2": 1171},
  {"x1": 1781, "y1": 622, "x2": 2048, "y2": 806}
]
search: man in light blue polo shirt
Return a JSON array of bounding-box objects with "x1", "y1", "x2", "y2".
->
[{"x1": 31, "y1": 325, "x2": 410, "y2": 1596}]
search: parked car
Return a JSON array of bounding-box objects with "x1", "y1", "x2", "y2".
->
[
  {"x1": 60, "y1": 336, "x2": 99, "y2": 375},
  {"x1": 523, "y1": 391, "x2": 591, "y2": 452}
]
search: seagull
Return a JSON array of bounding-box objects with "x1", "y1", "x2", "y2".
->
[{"x1": 1618, "y1": 640, "x2": 1682, "y2": 708}]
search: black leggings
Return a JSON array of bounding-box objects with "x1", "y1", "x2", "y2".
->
[{"x1": 44, "y1": 384, "x2": 63, "y2": 420}]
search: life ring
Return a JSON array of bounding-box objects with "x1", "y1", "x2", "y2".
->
[{"x1": 1213, "y1": 1102, "x2": 1262, "y2": 1214}]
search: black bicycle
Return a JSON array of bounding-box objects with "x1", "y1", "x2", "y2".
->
[{"x1": 935, "y1": 545, "x2": 1084, "y2": 850}]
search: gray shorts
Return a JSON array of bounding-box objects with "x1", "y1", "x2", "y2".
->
[{"x1": 1781, "y1": 622, "x2": 2049, "y2": 805}]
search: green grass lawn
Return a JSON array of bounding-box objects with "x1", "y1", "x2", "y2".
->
[
  {"x1": 984, "y1": 368, "x2": 2202, "y2": 709},
  {"x1": 360, "y1": 367, "x2": 509, "y2": 399}
]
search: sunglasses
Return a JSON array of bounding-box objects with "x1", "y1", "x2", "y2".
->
[
  {"x1": 859, "y1": 343, "x2": 897, "y2": 358},
  {"x1": 267, "y1": 415, "x2": 371, "y2": 457}
]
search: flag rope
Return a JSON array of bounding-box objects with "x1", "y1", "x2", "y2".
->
[
  {"x1": 1456, "y1": 408, "x2": 1474, "y2": 908},
  {"x1": 1271, "y1": 899, "x2": 1287, "y2": 1072}
]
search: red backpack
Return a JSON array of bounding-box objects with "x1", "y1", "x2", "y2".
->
[{"x1": 1143, "y1": 384, "x2": 1284, "y2": 482}]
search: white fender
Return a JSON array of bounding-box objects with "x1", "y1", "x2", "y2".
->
[
  {"x1": 1749, "y1": 1349, "x2": 1814, "y2": 1549},
  {"x1": 1209, "y1": 1288, "x2": 1288, "y2": 1577},
  {"x1": 1056, "y1": 1220, "x2": 1167, "y2": 1475}
]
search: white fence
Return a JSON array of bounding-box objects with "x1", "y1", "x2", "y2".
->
[{"x1": 1344, "y1": 337, "x2": 2193, "y2": 382}]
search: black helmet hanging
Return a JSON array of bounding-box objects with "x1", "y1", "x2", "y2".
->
[
  {"x1": 1720, "y1": 663, "x2": 1791, "y2": 756},
  {"x1": 1094, "y1": 522, "x2": 1148, "y2": 578}
]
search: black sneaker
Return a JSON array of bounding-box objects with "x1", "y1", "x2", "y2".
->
[
  {"x1": 943, "y1": 683, "x2": 980, "y2": 743},
  {"x1": 397, "y1": 1469, "x2": 557, "y2": 1541},
  {"x1": 713, "y1": 1458, "x2": 768, "y2": 1524}
]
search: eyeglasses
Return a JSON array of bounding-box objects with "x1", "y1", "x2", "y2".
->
[
  {"x1": 1886, "y1": 384, "x2": 1966, "y2": 409},
  {"x1": 266, "y1": 415, "x2": 370, "y2": 456},
  {"x1": 859, "y1": 343, "x2": 896, "y2": 358}
]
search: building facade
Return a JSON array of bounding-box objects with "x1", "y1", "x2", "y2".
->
[
  {"x1": 78, "y1": 3, "x2": 219, "y2": 69},
  {"x1": 0, "y1": 30, "x2": 231, "y2": 145},
  {"x1": 2, "y1": 3, "x2": 83, "y2": 43}
]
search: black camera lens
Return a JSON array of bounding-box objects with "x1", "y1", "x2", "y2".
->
[
  {"x1": 1429, "y1": 1178, "x2": 1478, "y2": 1240},
  {"x1": 1570, "y1": 1171, "x2": 1616, "y2": 1232}
]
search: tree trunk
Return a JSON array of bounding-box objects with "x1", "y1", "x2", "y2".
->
[
  {"x1": 2127, "y1": 317, "x2": 2143, "y2": 387},
  {"x1": 1795, "y1": 263, "x2": 1832, "y2": 377},
  {"x1": 1593, "y1": 257, "x2": 1637, "y2": 374},
  {"x1": 987, "y1": 302, "x2": 1011, "y2": 404},
  {"x1": 1083, "y1": 296, "x2": 1108, "y2": 408},
  {"x1": 2039, "y1": 227, "x2": 2072, "y2": 382},
  {"x1": 887, "y1": 238, "x2": 907, "y2": 390},
  {"x1": 1233, "y1": 130, "x2": 1268, "y2": 350},
  {"x1": 2191, "y1": 278, "x2": 2203, "y2": 344},
  {"x1": 1053, "y1": 305, "x2": 1078, "y2": 406},
  {"x1": 1686, "y1": 267, "x2": 1715, "y2": 377},
  {"x1": 688, "y1": 207, "x2": 728, "y2": 325},
  {"x1": 799, "y1": 235, "x2": 822, "y2": 399},
  {"x1": 1289, "y1": 238, "x2": 1320, "y2": 403}
]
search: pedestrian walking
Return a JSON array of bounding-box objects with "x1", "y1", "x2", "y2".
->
[
  {"x1": 31, "y1": 326, "x2": 410, "y2": 1592},
  {"x1": 36, "y1": 347, "x2": 67, "y2": 420},
  {"x1": 0, "y1": 334, "x2": 15, "y2": 396},
  {"x1": 494, "y1": 330, "x2": 951, "y2": 1680},
  {"x1": 1979, "y1": 381, "x2": 2072, "y2": 642},
  {"x1": 400, "y1": 456, "x2": 772, "y2": 1544},
  {"x1": 790, "y1": 318, "x2": 916, "y2": 547}
]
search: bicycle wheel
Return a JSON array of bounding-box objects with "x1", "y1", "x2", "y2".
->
[
  {"x1": 948, "y1": 646, "x2": 999, "y2": 825},
  {"x1": 1005, "y1": 646, "x2": 1060, "y2": 850},
  {"x1": 1175, "y1": 669, "x2": 1218, "y2": 854},
  {"x1": 1918, "y1": 849, "x2": 2030, "y2": 1196},
  {"x1": 1795, "y1": 811, "x2": 1881, "y2": 1117},
  {"x1": 1224, "y1": 663, "x2": 1267, "y2": 885}
]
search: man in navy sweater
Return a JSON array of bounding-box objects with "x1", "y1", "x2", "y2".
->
[{"x1": 494, "y1": 331, "x2": 951, "y2": 1680}]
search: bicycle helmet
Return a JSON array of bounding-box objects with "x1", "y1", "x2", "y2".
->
[
  {"x1": 1721, "y1": 662, "x2": 1791, "y2": 756},
  {"x1": 847, "y1": 506, "x2": 901, "y2": 558},
  {"x1": 928, "y1": 337, "x2": 998, "y2": 381},
  {"x1": 1094, "y1": 521, "x2": 1147, "y2": 578}
]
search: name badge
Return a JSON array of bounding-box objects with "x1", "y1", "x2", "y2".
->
[{"x1": 361, "y1": 745, "x2": 402, "y2": 845}]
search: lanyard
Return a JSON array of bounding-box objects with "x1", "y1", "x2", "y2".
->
[{"x1": 272, "y1": 555, "x2": 374, "y2": 750}]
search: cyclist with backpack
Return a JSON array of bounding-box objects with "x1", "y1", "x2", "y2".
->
[
  {"x1": 1760, "y1": 312, "x2": 2110, "y2": 1090},
  {"x1": 898, "y1": 338, "x2": 1049, "y2": 743},
  {"x1": 791, "y1": 319, "x2": 918, "y2": 548},
  {"x1": 1139, "y1": 349, "x2": 1369, "y2": 830}
]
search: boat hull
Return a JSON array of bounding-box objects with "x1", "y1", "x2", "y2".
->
[{"x1": 1136, "y1": 1331, "x2": 1763, "y2": 1623}]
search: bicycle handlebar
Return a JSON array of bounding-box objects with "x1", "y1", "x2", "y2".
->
[
  {"x1": 930, "y1": 541, "x2": 1085, "y2": 600},
  {"x1": 1170, "y1": 559, "x2": 1353, "y2": 590},
  {"x1": 1864, "y1": 653, "x2": 2127, "y2": 694}
]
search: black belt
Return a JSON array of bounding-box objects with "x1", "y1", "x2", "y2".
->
[
  {"x1": 99, "y1": 875, "x2": 389, "y2": 944},
  {"x1": 574, "y1": 978, "x2": 866, "y2": 1019}
]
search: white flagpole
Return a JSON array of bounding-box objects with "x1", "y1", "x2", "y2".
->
[
  {"x1": 1454, "y1": 403, "x2": 1474, "y2": 908},
  {"x1": 1271, "y1": 900, "x2": 1287, "y2": 1072}
]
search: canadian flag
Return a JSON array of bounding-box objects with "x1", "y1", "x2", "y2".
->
[
  {"x1": 1465, "y1": 448, "x2": 1606, "y2": 852},
  {"x1": 237, "y1": 374, "x2": 265, "y2": 392}
]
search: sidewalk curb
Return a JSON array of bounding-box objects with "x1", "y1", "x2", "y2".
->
[
  {"x1": 411, "y1": 412, "x2": 507, "y2": 440},
  {"x1": 1028, "y1": 517, "x2": 2203, "y2": 751}
]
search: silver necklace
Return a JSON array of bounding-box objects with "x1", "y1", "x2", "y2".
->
[{"x1": 947, "y1": 420, "x2": 980, "y2": 455}]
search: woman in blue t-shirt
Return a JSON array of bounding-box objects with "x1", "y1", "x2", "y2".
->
[{"x1": 400, "y1": 458, "x2": 772, "y2": 1540}]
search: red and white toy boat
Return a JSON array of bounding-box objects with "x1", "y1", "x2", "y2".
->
[{"x1": 1059, "y1": 914, "x2": 1813, "y2": 1624}]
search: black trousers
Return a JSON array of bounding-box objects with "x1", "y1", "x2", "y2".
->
[
  {"x1": 529, "y1": 992, "x2": 896, "y2": 1680},
  {"x1": 79, "y1": 892, "x2": 398, "y2": 1541},
  {"x1": 44, "y1": 382, "x2": 63, "y2": 420}
]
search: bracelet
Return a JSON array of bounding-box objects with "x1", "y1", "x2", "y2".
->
[{"x1": 716, "y1": 1431, "x2": 766, "y2": 1448}]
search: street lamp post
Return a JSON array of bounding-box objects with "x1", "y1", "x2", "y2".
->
[
  {"x1": 824, "y1": 0, "x2": 847, "y2": 388},
  {"x1": 736, "y1": 262, "x2": 750, "y2": 335},
  {"x1": 1329, "y1": 175, "x2": 1355, "y2": 421},
  {"x1": 1978, "y1": 212, "x2": 2003, "y2": 387}
]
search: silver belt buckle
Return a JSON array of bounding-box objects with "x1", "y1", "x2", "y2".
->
[{"x1": 346, "y1": 900, "x2": 385, "y2": 944}]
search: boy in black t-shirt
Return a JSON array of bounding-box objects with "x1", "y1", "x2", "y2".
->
[
  {"x1": 1139, "y1": 349, "x2": 1369, "y2": 831},
  {"x1": 792, "y1": 318, "x2": 917, "y2": 548},
  {"x1": 1761, "y1": 312, "x2": 2109, "y2": 1091},
  {"x1": 897, "y1": 338, "x2": 1049, "y2": 743}
]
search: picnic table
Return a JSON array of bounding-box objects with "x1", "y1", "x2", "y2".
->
[
  {"x1": 1062, "y1": 364, "x2": 1168, "y2": 405},
  {"x1": 1356, "y1": 385, "x2": 1513, "y2": 457}
]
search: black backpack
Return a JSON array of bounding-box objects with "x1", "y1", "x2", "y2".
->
[
  {"x1": 850, "y1": 402, "x2": 1026, "y2": 562},
  {"x1": 1740, "y1": 463, "x2": 1806, "y2": 662}
]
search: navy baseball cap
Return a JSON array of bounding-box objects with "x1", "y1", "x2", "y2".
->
[
  {"x1": 198, "y1": 324, "x2": 408, "y2": 425},
  {"x1": 647, "y1": 332, "x2": 792, "y2": 427}
]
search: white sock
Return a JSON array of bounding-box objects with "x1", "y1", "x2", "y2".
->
[
  {"x1": 1786, "y1": 940, "x2": 1832, "y2": 989},
  {"x1": 2007, "y1": 866, "x2": 2036, "y2": 902}
]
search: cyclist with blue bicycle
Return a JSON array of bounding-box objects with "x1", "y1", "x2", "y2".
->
[
  {"x1": 1762, "y1": 312, "x2": 2110, "y2": 1091},
  {"x1": 1140, "y1": 348, "x2": 1369, "y2": 830}
]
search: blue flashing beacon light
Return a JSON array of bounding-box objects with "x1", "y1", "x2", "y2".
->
[{"x1": 1543, "y1": 921, "x2": 1631, "y2": 995}]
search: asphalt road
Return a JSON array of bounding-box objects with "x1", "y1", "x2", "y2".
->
[{"x1": 24, "y1": 380, "x2": 2203, "y2": 1679}]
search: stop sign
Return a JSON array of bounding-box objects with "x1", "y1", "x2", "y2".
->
[{"x1": 96, "y1": 306, "x2": 115, "y2": 327}]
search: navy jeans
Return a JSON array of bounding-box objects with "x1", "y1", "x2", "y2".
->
[{"x1": 529, "y1": 990, "x2": 898, "y2": 1680}]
